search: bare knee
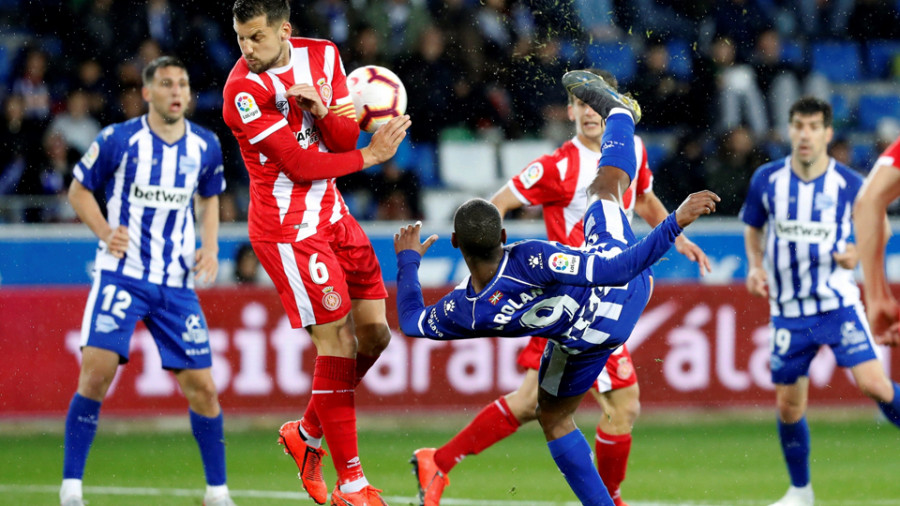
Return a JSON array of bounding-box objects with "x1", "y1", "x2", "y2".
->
[
  {"x1": 77, "y1": 369, "x2": 115, "y2": 400},
  {"x1": 505, "y1": 386, "x2": 539, "y2": 424},
  {"x1": 178, "y1": 372, "x2": 221, "y2": 417},
  {"x1": 775, "y1": 397, "x2": 805, "y2": 423},
  {"x1": 356, "y1": 321, "x2": 391, "y2": 356},
  {"x1": 857, "y1": 375, "x2": 894, "y2": 403}
]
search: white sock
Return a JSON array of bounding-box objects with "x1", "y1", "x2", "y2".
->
[
  {"x1": 60, "y1": 479, "x2": 82, "y2": 501},
  {"x1": 608, "y1": 107, "x2": 634, "y2": 121},
  {"x1": 298, "y1": 424, "x2": 322, "y2": 448},
  {"x1": 205, "y1": 484, "x2": 230, "y2": 499},
  {"x1": 340, "y1": 476, "x2": 370, "y2": 493}
]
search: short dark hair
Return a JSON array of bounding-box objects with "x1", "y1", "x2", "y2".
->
[
  {"x1": 567, "y1": 68, "x2": 617, "y2": 104},
  {"x1": 233, "y1": 0, "x2": 290, "y2": 25},
  {"x1": 453, "y1": 199, "x2": 502, "y2": 259},
  {"x1": 142, "y1": 56, "x2": 188, "y2": 85},
  {"x1": 789, "y1": 96, "x2": 833, "y2": 127}
]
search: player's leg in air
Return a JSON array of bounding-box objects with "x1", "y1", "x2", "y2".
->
[
  {"x1": 590, "y1": 346, "x2": 640, "y2": 506},
  {"x1": 411, "y1": 339, "x2": 543, "y2": 506},
  {"x1": 266, "y1": 216, "x2": 390, "y2": 505}
]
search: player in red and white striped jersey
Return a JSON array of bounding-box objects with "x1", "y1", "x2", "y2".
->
[
  {"x1": 224, "y1": 1, "x2": 409, "y2": 505},
  {"x1": 856, "y1": 135, "x2": 900, "y2": 346},
  {"x1": 412, "y1": 70, "x2": 710, "y2": 506}
]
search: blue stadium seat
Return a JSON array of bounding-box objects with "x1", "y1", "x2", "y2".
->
[
  {"x1": 558, "y1": 39, "x2": 583, "y2": 66},
  {"x1": 0, "y1": 45, "x2": 9, "y2": 87},
  {"x1": 857, "y1": 94, "x2": 900, "y2": 132},
  {"x1": 865, "y1": 40, "x2": 900, "y2": 79},
  {"x1": 830, "y1": 92, "x2": 851, "y2": 127},
  {"x1": 665, "y1": 39, "x2": 693, "y2": 80},
  {"x1": 811, "y1": 42, "x2": 861, "y2": 83},
  {"x1": 780, "y1": 40, "x2": 805, "y2": 66},
  {"x1": 644, "y1": 142, "x2": 668, "y2": 170},
  {"x1": 585, "y1": 42, "x2": 636, "y2": 84},
  {"x1": 851, "y1": 144, "x2": 876, "y2": 171}
]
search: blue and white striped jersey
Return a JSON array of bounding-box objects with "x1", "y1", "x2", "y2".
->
[
  {"x1": 397, "y1": 200, "x2": 680, "y2": 354},
  {"x1": 740, "y1": 156, "x2": 863, "y2": 317},
  {"x1": 73, "y1": 115, "x2": 226, "y2": 288}
]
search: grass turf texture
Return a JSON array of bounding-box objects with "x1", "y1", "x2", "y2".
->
[{"x1": 2, "y1": 409, "x2": 899, "y2": 505}]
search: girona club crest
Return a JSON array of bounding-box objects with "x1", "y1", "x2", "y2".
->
[
  {"x1": 317, "y1": 78, "x2": 333, "y2": 103},
  {"x1": 615, "y1": 357, "x2": 633, "y2": 379},
  {"x1": 322, "y1": 286, "x2": 342, "y2": 311}
]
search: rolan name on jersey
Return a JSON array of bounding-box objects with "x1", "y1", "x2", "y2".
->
[
  {"x1": 774, "y1": 220, "x2": 836, "y2": 244},
  {"x1": 130, "y1": 184, "x2": 192, "y2": 210},
  {"x1": 493, "y1": 288, "x2": 544, "y2": 325}
]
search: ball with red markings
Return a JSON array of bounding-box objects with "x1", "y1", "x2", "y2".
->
[{"x1": 347, "y1": 65, "x2": 407, "y2": 133}]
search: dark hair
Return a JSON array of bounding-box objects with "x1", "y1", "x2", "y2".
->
[
  {"x1": 233, "y1": 0, "x2": 290, "y2": 25},
  {"x1": 567, "y1": 68, "x2": 617, "y2": 104},
  {"x1": 453, "y1": 198, "x2": 502, "y2": 259},
  {"x1": 142, "y1": 56, "x2": 188, "y2": 85},
  {"x1": 789, "y1": 96, "x2": 833, "y2": 127}
]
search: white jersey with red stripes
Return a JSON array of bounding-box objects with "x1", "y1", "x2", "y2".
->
[
  {"x1": 876, "y1": 135, "x2": 900, "y2": 170},
  {"x1": 506, "y1": 135, "x2": 653, "y2": 246},
  {"x1": 223, "y1": 37, "x2": 359, "y2": 243}
]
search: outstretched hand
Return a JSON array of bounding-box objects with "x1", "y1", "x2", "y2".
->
[
  {"x1": 675, "y1": 190, "x2": 721, "y2": 228},
  {"x1": 394, "y1": 221, "x2": 438, "y2": 256},
  {"x1": 362, "y1": 115, "x2": 411, "y2": 168}
]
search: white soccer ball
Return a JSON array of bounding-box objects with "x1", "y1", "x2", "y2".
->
[{"x1": 346, "y1": 65, "x2": 407, "y2": 133}]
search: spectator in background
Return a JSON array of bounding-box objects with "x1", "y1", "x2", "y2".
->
[
  {"x1": 653, "y1": 133, "x2": 710, "y2": 211},
  {"x1": 0, "y1": 95, "x2": 37, "y2": 196},
  {"x1": 396, "y1": 25, "x2": 458, "y2": 145},
  {"x1": 847, "y1": 0, "x2": 900, "y2": 41},
  {"x1": 709, "y1": 0, "x2": 771, "y2": 60},
  {"x1": 48, "y1": 90, "x2": 102, "y2": 154},
  {"x1": 313, "y1": 0, "x2": 356, "y2": 47},
  {"x1": 234, "y1": 243, "x2": 260, "y2": 284},
  {"x1": 37, "y1": 131, "x2": 77, "y2": 222},
  {"x1": 114, "y1": 87, "x2": 146, "y2": 122},
  {"x1": 12, "y1": 48, "x2": 52, "y2": 121},
  {"x1": 829, "y1": 136, "x2": 852, "y2": 167},
  {"x1": 371, "y1": 160, "x2": 422, "y2": 220},
  {"x1": 74, "y1": 0, "x2": 118, "y2": 66},
  {"x1": 343, "y1": 24, "x2": 390, "y2": 70},
  {"x1": 364, "y1": 0, "x2": 432, "y2": 61},
  {"x1": 705, "y1": 126, "x2": 766, "y2": 215},
  {"x1": 751, "y1": 29, "x2": 829, "y2": 141},
  {"x1": 631, "y1": 43, "x2": 692, "y2": 131},
  {"x1": 73, "y1": 60, "x2": 113, "y2": 123},
  {"x1": 790, "y1": 0, "x2": 855, "y2": 40}
]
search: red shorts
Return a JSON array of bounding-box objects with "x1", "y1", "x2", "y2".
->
[
  {"x1": 253, "y1": 215, "x2": 387, "y2": 328},
  {"x1": 516, "y1": 336, "x2": 637, "y2": 393}
]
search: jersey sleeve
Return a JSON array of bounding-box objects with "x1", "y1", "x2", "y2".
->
[
  {"x1": 507, "y1": 156, "x2": 564, "y2": 206},
  {"x1": 71, "y1": 125, "x2": 120, "y2": 191},
  {"x1": 316, "y1": 41, "x2": 360, "y2": 153},
  {"x1": 223, "y1": 79, "x2": 364, "y2": 182},
  {"x1": 876, "y1": 135, "x2": 900, "y2": 170},
  {"x1": 634, "y1": 138, "x2": 653, "y2": 196},
  {"x1": 739, "y1": 168, "x2": 768, "y2": 228},
  {"x1": 396, "y1": 249, "x2": 472, "y2": 340},
  {"x1": 525, "y1": 213, "x2": 683, "y2": 287},
  {"x1": 197, "y1": 133, "x2": 226, "y2": 198}
]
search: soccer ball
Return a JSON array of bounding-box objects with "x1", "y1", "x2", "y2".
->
[{"x1": 347, "y1": 65, "x2": 407, "y2": 133}]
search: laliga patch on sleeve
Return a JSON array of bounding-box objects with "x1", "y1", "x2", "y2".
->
[
  {"x1": 235, "y1": 92, "x2": 262, "y2": 124},
  {"x1": 80, "y1": 141, "x2": 100, "y2": 169},
  {"x1": 518, "y1": 162, "x2": 544, "y2": 189},
  {"x1": 548, "y1": 252, "x2": 580, "y2": 275}
]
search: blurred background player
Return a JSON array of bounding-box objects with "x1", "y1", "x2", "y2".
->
[
  {"x1": 855, "y1": 133, "x2": 900, "y2": 345},
  {"x1": 741, "y1": 97, "x2": 900, "y2": 506},
  {"x1": 411, "y1": 69, "x2": 710, "y2": 506},
  {"x1": 60, "y1": 56, "x2": 233, "y2": 506},
  {"x1": 223, "y1": 1, "x2": 410, "y2": 504}
]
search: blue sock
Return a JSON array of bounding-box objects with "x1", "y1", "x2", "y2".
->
[
  {"x1": 877, "y1": 382, "x2": 900, "y2": 427},
  {"x1": 547, "y1": 429, "x2": 614, "y2": 506},
  {"x1": 598, "y1": 111, "x2": 636, "y2": 182},
  {"x1": 63, "y1": 393, "x2": 102, "y2": 480},
  {"x1": 777, "y1": 417, "x2": 811, "y2": 487},
  {"x1": 190, "y1": 410, "x2": 227, "y2": 486}
]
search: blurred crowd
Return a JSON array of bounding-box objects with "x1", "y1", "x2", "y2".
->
[{"x1": 1, "y1": 0, "x2": 899, "y2": 222}]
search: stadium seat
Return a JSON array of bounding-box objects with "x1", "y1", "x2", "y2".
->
[
  {"x1": 437, "y1": 140, "x2": 499, "y2": 192},
  {"x1": 665, "y1": 39, "x2": 693, "y2": 81},
  {"x1": 811, "y1": 42, "x2": 862, "y2": 83},
  {"x1": 422, "y1": 188, "x2": 472, "y2": 222},
  {"x1": 498, "y1": 139, "x2": 556, "y2": 179},
  {"x1": 865, "y1": 40, "x2": 900, "y2": 79},
  {"x1": 830, "y1": 92, "x2": 852, "y2": 128},
  {"x1": 585, "y1": 42, "x2": 636, "y2": 84},
  {"x1": 558, "y1": 39, "x2": 583, "y2": 66},
  {"x1": 644, "y1": 142, "x2": 669, "y2": 169},
  {"x1": 851, "y1": 143, "x2": 876, "y2": 171},
  {"x1": 780, "y1": 40, "x2": 805, "y2": 66},
  {"x1": 856, "y1": 94, "x2": 900, "y2": 132}
]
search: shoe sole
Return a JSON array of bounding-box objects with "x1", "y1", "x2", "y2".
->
[{"x1": 562, "y1": 71, "x2": 641, "y2": 123}]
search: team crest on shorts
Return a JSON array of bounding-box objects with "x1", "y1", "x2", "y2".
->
[
  {"x1": 615, "y1": 357, "x2": 633, "y2": 379},
  {"x1": 322, "y1": 286, "x2": 342, "y2": 311}
]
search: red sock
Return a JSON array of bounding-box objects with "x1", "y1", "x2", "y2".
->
[
  {"x1": 354, "y1": 352, "x2": 378, "y2": 387},
  {"x1": 312, "y1": 356, "x2": 364, "y2": 485},
  {"x1": 434, "y1": 397, "x2": 520, "y2": 473},
  {"x1": 301, "y1": 353, "x2": 378, "y2": 439},
  {"x1": 595, "y1": 427, "x2": 632, "y2": 500}
]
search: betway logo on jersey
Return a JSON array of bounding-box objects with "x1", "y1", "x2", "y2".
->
[
  {"x1": 774, "y1": 220, "x2": 836, "y2": 244},
  {"x1": 130, "y1": 184, "x2": 192, "y2": 210}
]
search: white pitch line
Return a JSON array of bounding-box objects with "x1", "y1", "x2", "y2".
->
[{"x1": 3, "y1": 484, "x2": 900, "y2": 506}]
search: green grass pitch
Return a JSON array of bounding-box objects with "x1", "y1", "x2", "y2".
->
[{"x1": 1, "y1": 408, "x2": 899, "y2": 505}]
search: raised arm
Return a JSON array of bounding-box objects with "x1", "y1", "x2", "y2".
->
[{"x1": 635, "y1": 189, "x2": 711, "y2": 275}]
